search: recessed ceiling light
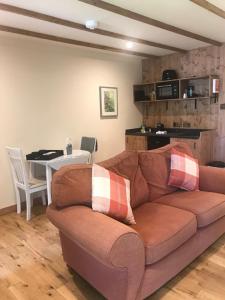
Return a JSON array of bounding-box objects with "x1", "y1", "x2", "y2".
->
[
  {"x1": 85, "y1": 20, "x2": 98, "y2": 30},
  {"x1": 126, "y1": 41, "x2": 134, "y2": 49}
]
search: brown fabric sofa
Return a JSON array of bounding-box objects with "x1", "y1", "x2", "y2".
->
[{"x1": 47, "y1": 143, "x2": 225, "y2": 300}]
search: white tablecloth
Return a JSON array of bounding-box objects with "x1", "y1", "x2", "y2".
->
[{"x1": 28, "y1": 150, "x2": 90, "y2": 204}]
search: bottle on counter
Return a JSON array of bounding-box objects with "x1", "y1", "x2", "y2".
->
[
  {"x1": 141, "y1": 123, "x2": 146, "y2": 133},
  {"x1": 66, "y1": 137, "x2": 73, "y2": 155}
]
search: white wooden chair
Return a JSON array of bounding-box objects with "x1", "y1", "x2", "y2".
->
[
  {"x1": 80, "y1": 136, "x2": 97, "y2": 163},
  {"x1": 6, "y1": 147, "x2": 47, "y2": 221}
]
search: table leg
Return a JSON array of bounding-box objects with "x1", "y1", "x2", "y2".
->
[
  {"x1": 29, "y1": 161, "x2": 35, "y2": 179},
  {"x1": 46, "y1": 165, "x2": 52, "y2": 205}
]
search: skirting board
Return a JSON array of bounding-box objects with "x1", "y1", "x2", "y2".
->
[
  {"x1": 0, "y1": 197, "x2": 44, "y2": 216},
  {"x1": 0, "y1": 204, "x2": 16, "y2": 216}
]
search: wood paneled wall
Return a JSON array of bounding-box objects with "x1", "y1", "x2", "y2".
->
[{"x1": 142, "y1": 45, "x2": 225, "y2": 160}]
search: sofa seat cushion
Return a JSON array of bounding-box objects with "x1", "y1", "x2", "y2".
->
[
  {"x1": 131, "y1": 203, "x2": 197, "y2": 265},
  {"x1": 154, "y1": 191, "x2": 225, "y2": 228}
]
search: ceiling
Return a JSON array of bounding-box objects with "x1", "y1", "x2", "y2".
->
[{"x1": 0, "y1": 0, "x2": 225, "y2": 58}]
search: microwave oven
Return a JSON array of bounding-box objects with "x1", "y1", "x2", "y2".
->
[{"x1": 156, "y1": 80, "x2": 179, "y2": 100}]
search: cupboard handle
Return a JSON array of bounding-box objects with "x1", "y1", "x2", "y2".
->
[{"x1": 194, "y1": 142, "x2": 196, "y2": 149}]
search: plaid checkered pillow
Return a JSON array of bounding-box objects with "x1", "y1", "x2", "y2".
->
[
  {"x1": 168, "y1": 148, "x2": 199, "y2": 191},
  {"x1": 92, "y1": 164, "x2": 136, "y2": 224}
]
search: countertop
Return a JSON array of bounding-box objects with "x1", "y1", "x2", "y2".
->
[{"x1": 125, "y1": 128, "x2": 212, "y2": 139}]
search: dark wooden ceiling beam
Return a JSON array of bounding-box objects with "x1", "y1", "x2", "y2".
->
[
  {"x1": 79, "y1": 0, "x2": 222, "y2": 46},
  {"x1": 0, "y1": 24, "x2": 156, "y2": 58},
  {"x1": 0, "y1": 3, "x2": 185, "y2": 53},
  {"x1": 191, "y1": 0, "x2": 225, "y2": 19}
]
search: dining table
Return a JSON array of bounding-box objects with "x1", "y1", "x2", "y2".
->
[{"x1": 27, "y1": 150, "x2": 90, "y2": 205}]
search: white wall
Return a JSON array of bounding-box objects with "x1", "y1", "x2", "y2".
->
[{"x1": 0, "y1": 32, "x2": 142, "y2": 209}]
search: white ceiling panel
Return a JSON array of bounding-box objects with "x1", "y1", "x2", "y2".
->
[
  {"x1": 105, "y1": 0, "x2": 225, "y2": 42},
  {"x1": 209, "y1": 0, "x2": 225, "y2": 11},
  {"x1": 0, "y1": 11, "x2": 173, "y2": 56},
  {"x1": 0, "y1": 0, "x2": 208, "y2": 50},
  {"x1": 0, "y1": 0, "x2": 224, "y2": 57}
]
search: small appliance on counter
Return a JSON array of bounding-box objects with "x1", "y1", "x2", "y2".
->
[
  {"x1": 156, "y1": 122, "x2": 165, "y2": 131},
  {"x1": 156, "y1": 130, "x2": 168, "y2": 135},
  {"x1": 162, "y1": 69, "x2": 177, "y2": 81}
]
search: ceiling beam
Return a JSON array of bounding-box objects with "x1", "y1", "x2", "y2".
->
[
  {"x1": 0, "y1": 25, "x2": 156, "y2": 58},
  {"x1": 78, "y1": 0, "x2": 222, "y2": 46},
  {"x1": 0, "y1": 3, "x2": 185, "y2": 53},
  {"x1": 191, "y1": 0, "x2": 225, "y2": 19}
]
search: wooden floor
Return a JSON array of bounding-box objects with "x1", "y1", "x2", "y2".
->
[{"x1": 0, "y1": 206, "x2": 225, "y2": 300}]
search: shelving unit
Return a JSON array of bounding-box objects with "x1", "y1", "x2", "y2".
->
[
  {"x1": 133, "y1": 83, "x2": 155, "y2": 102},
  {"x1": 133, "y1": 75, "x2": 219, "y2": 106}
]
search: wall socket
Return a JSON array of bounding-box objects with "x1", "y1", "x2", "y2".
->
[
  {"x1": 220, "y1": 103, "x2": 225, "y2": 110},
  {"x1": 173, "y1": 121, "x2": 191, "y2": 128}
]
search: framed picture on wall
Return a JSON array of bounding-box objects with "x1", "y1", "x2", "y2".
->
[{"x1": 99, "y1": 86, "x2": 118, "y2": 118}]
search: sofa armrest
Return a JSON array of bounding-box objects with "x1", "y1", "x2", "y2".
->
[
  {"x1": 199, "y1": 165, "x2": 225, "y2": 194},
  {"x1": 51, "y1": 164, "x2": 92, "y2": 208},
  {"x1": 47, "y1": 205, "x2": 145, "y2": 300}
]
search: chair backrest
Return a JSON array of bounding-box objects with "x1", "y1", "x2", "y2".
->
[
  {"x1": 6, "y1": 147, "x2": 29, "y2": 188},
  {"x1": 80, "y1": 136, "x2": 97, "y2": 154}
]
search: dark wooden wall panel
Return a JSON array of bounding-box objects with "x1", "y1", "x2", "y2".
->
[{"x1": 142, "y1": 44, "x2": 225, "y2": 160}]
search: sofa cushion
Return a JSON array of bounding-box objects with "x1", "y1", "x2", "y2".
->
[
  {"x1": 92, "y1": 164, "x2": 135, "y2": 224},
  {"x1": 168, "y1": 148, "x2": 199, "y2": 191},
  {"x1": 154, "y1": 191, "x2": 225, "y2": 228},
  {"x1": 100, "y1": 151, "x2": 149, "y2": 208},
  {"x1": 131, "y1": 202, "x2": 197, "y2": 265},
  {"x1": 52, "y1": 151, "x2": 149, "y2": 209},
  {"x1": 139, "y1": 142, "x2": 193, "y2": 201}
]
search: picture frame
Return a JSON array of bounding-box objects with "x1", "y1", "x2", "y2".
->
[{"x1": 99, "y1": 86, "x2": 118, "y2": 119}]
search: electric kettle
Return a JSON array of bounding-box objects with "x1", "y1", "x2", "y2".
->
[{"x1": 156, "y1": 122, "x2": 165, "y2": 131}]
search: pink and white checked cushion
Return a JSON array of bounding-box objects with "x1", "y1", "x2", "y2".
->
[
  {"x1": 92, "y1": 164, "x2": 136, "y2": 224},
  {"x1": 168, "y1": 148, "x2": 199, "y2": 191}
]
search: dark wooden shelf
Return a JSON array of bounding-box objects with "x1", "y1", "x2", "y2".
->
[
  {"x1": 137, "y1": 75, "x2": 212, "y2": 86},
  {"x1": 134, "y1": 74, "x2": 219, "y2": 104},
  {"x1": 135, "y1": 96, "x2": 211, "y2": 103}
]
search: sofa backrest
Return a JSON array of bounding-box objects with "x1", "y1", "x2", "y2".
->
[
  {"x1": 52, "y1": 143, "x2": 192, "y2": 209},
  {"x1": 139, "y1": 142, "x2": 193, "y2": 201},
  {"x1": 99, "y1": 151, "x2": 149, "y2": 208},
  {"x1": 52, "y1": 150, "x2": 149, "y2": 209}
]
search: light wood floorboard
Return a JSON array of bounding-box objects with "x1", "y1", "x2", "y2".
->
[{"x1": 0, "y1": 205, "x2": 225, "y2": 300}]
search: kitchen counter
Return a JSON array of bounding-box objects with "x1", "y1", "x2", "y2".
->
[
  {"x1": 125, "y1": 127, "x2": 216, "y2": 164},
  {"x1": 125, "y1": 128, "x2": 212, "y2": 139}
]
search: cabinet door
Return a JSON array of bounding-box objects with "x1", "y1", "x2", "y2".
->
[
  {"x1": 170, "y1": 138, "x2": 200, "y2": 159},
  {"x1": 171, "y1": 132, "x2": 215, "y2": 165},
  {"x1": 125, "y1": 135, "x2": 147, "y2": 151}
]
